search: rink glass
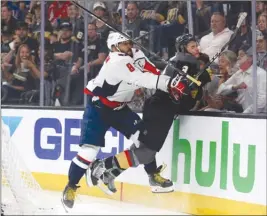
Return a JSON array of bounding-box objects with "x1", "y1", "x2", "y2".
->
[{"x1": 0, "y1": 0, "x2": 264, "y2": 116}]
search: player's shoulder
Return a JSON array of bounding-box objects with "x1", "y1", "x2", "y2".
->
[
  {"x1": 109, "y1": 52, "x2": 133, "y2": 63},
  {"x1": 132, "y1": 48, "x2": 146, "y2": 59},
  {"x1": 132, "y1": 47, "x2": 142, "y2": 54}
]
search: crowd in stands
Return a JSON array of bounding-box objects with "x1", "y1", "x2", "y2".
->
[{"x1": 1, "y1": 0, "x2": 267, "y2": 114}]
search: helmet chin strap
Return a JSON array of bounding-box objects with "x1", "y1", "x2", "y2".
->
[{"x1": 115, "y1": 43, "x2": 122, "y2": 52}]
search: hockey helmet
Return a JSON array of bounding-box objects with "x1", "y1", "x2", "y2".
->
[
  {"x1": 107, "y1": 32, "x2": 131, "y2": 50},
  {"x1": 175, "y1": 34, "x2": 197, "y2": 53}
]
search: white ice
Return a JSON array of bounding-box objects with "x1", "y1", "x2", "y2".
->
[
  {"x1": 2, "y1": 188, "x2": 189, "y2": 215},
  {"x1": 44, "y1": 191, "x2": 187, "y2": 215}
]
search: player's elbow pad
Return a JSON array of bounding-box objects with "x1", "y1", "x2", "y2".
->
[{"x1": 156, "y1": 75, "x2": 170, "y2": 92}]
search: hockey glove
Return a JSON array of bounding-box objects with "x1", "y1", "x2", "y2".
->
[{"x1": 168, "y1": 74, "x2": 188, "y2": 101}]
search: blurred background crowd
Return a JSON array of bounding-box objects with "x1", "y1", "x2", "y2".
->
[{"x1": 1, "y1": 0, "x2": 266, "y2": 114}]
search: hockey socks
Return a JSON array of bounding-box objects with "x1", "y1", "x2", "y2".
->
[
  {"x1": 68, "y1": 161, "x2": 87, "y2": 186},
  {"x1": 102, "y1": 150, "x2": 139, "y2": 178},
  {"x1": 144, "y1": 159, "x2": 157, "y2": 175},
  {"x1": 68, "y1": 154, "x2": 92, "y2": 186}
]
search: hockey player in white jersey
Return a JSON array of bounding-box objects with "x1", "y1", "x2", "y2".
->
[{"x1": 62, "y1": 32, "x2": 187, "y2": 209}]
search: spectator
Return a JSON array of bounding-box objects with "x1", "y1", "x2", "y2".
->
[
  {"x1": 92, "y1": 1, "x2": 112, "y2": 41},
  {"x1": 52, "y1": 21, "x2": 83, "y2": 106},
  {"x1": 258, "y1": 13, "x2": 267, "y2": 34},
  {"x1": 218, "y1": 50, "x2": 238, "y2": 86},
  {"x1": 256, "y1": 1, "x2": 267, "y2": 19},
  {"x1": 199, "y1": 12, "x2": 233, "y2": 63},
  {"x1": 229, "y1": 12, "x2": 252, "y2": 54},
  {"x1": 65, "y1": 22, "x2": 109, "y2": 106},
  {"x1": 35, "y1": 42, "x2": 55, "y2": 106},
  {"x1": 201, "y1": 50, "x2": 241, "y2": 112},
  {"x1": 3, "y1": 21, "x2": 39, "y2": 65},
  {"x1": 25, "y1": 12, "x2": 33, "y2": 28},
  {"x1": 30, "y1": 2, "x2": 53, "y2": 42},
  {"x1": 49, "y1": 33, "x2": 58, "y2": 45},
  {"x1": 17, "y1": 1, "x2": 29, "y2": 21},
  {"x1": 1, "y1": 5, "x2": 17, "y2": 35},
  {"x1": 217, "y1": 47, "x2": 266, "y2": 114},
  {"x1": 226, "y1": 1, "x2": 251, "y2": 30},
  {"x1": 139, "y1": 1, "x2": 167, "y2": 23},
  {"x1": 80, "y1": 22, "x2": 108, "y2": 80},
  {"x1": 125, "y1": 2, "x2": 146, "y2": 39},
  {"x1": 1, "y1": 44, "x2": 37, "y2": 104},
  {"x1": 159, "y1": 1, "x2": 187, "y2": 57},
  {"x1": 195, "y1": 0, "x2": 212, "y2": 38},
  {"x1": 48, "y1": 0, "x2": 71, "y2": 28},
  {"x1": 190, "y1": 52, "x2": 212, "y2": 111},
  {"x1": 256, "y1": 30, "x2": 267, "y2": 70},
  {"x1": 60, "y1": 3, "x2": 84, "y2": 42},
  {"x1": 1, "y1": 29, "x2": 13, "y2": 54}
]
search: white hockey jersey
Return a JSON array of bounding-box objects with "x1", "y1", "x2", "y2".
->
[{"x1": 86, "y1": 48, "x2": 170, "y2": 103}]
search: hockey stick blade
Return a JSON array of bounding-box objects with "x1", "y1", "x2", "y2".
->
[
  {"x1": 71, "y1": 0, "x2": 202, "y2": 86},
  {"x1": 236, "y1": 12, "x2": 247, "y2": 29}
]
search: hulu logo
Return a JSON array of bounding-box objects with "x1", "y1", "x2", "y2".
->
[{"x1": 171, "y1": 120, "x2": 256, "y2": 193}]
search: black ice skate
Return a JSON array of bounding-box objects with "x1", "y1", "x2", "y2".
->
[
  {"x1": 87, "y1": 159, "x2": 117, "y2": 195},
  {"x1": 148, "y1": 165, "x2": 174, "y2": 193},
  {"x1": 61, "y1": 184, "x2": 80, "y2": 209}
]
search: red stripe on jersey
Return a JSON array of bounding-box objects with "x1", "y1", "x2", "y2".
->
[
  {"x1": 143, "y1": 60, "x2": 160, "y2": 75},
  {"x1": 84, "y1": 88, "x2": 125, "y2": 109},
  {"x1": 77, "y1": 155, "x2": 91, "y2": 165},
  {"x1": 105, "y1": 56, "x2": 110, "y2": 63}
]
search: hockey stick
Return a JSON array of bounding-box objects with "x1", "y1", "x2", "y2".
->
[
  {"x1": 194, "y1": 12, "x2": 248, "y2": 81},
  {"x1": 71, "y1": 0, "x2": 202, "y2": 86}
]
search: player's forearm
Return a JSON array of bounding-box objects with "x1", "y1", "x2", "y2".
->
[{"x1": 129, "y1": 73, "x2": 170, "y2": 92}]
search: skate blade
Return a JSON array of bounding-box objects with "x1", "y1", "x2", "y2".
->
[
  {"x1": 151, "y1": 186, "x2": 174, "y2": 193},
  {"x1": 96, "y1": 180, "x2": 114, "y2": 196},
  {"x1": 61, "y1": 199, "x2": 69, "y2": 213},
  {"x1": 85, "y1": 168, "x2": 94, "y2": 187}
]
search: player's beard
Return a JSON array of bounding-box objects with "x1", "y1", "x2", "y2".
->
[{"x1": 127, "y1": 49, "x2": 133, "y2": 57}]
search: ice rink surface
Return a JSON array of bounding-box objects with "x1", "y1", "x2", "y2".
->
[
  {"x1": 46, "y1": 191, "x2": 187, "y2": 215},
  {"x1": 3, "y1": 187, "x2": 189, "y2": 215}
]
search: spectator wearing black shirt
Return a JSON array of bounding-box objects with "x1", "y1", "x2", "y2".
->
[
  {"x1": 67, "y1": 22, "x2": 109, "y2": 106},
  {"x1": 92, "y1": 1, "x2": 113, "y2": 41},
  {"x1": 1, "y1": 5, "x2": 17, "y2": 35},
  {"x1": 195, "y1": 0, "x2": 212, "y2": 38},
  {"x1": 52, "y1": 21, "x2": 83, "y2": 106},
  {"x1": 229, "y1": 13, "x2": 252, "y2": 54},
  {"x1": 62, "y1": 3, "x2": 84, "y2": 42},
  {"x1": 125, "y1": 2, "x2": 146, "y2": 39},
  {"x1": 3, "y1": 22, "x2": 39, "y2": 65},
  {"x1": 81, "y1": 22, "x2": 108, "y2": 80},
  {"x1": 53, "y1": 22, "x2": 82, "y2": 68},
  {"x1": 1, "y1": 44, "x2": 37, "y2": 104},
  {"x1": 1, "y1": 29, "x2": 13, "y2": 54}
]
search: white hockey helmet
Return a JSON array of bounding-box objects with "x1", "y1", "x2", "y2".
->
[{"x1": 107, "y1": 32, "x2": 130, "y2": 50}]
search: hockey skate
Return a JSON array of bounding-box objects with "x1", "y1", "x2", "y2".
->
[
  {"x1": 148, "y1": 165, "x2": 174, "y2": 193},
  {"x1": 61, "y1": 184, "x2": 80, "y2": 209},
  {"x1": 87, "y1": 159, "x2": 117, "y2": 195}
]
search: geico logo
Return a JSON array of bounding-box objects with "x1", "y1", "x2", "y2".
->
[{"x1": 33, "y1": 118, "x2": 124, "y2": 161}]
